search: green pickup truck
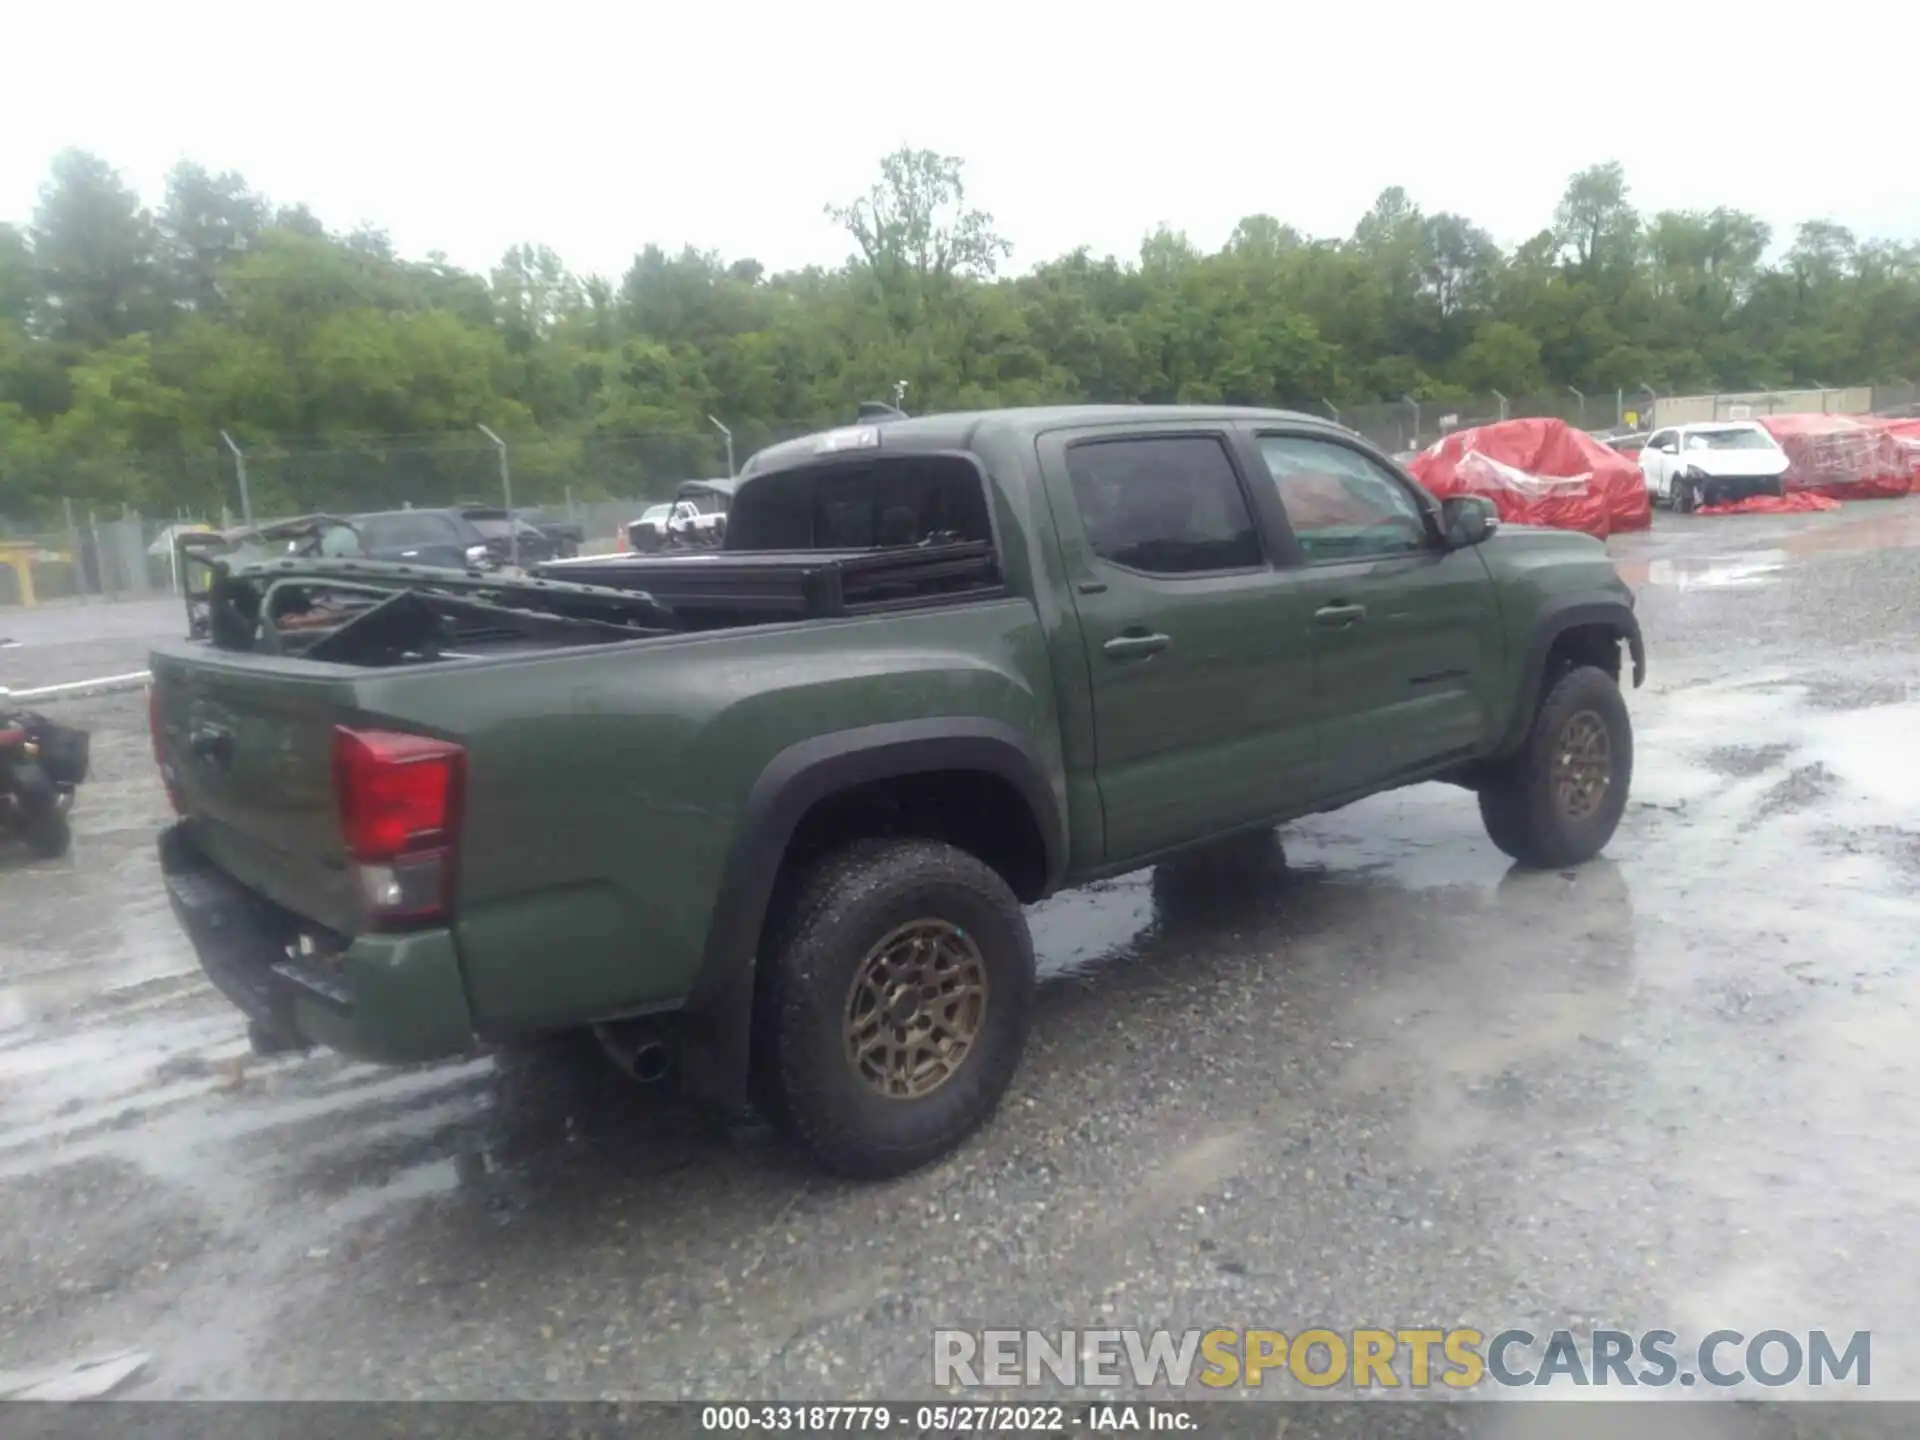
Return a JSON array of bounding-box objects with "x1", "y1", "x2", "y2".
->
[{"x1": 149, "y1": 405, "x2": 1644, "y2": 1178}]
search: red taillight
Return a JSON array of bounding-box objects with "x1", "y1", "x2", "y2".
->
[
  {"x1": 332, "y1": 727, "x2": 465, "y2": 926},
  {"x1": 147, "y1": 685, "x2": 180, "y2": 813}
]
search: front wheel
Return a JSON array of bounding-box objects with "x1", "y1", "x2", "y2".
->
[
  {"x1": 764, "y1": 838, "x2": 1035, "y2": 1179},
  {"x1": 1478, "y1": 665, "x2": 1633, "y2": 869},
  {"x1": 1671, "y1": 476, "x2": 1695, "y2": 514}
]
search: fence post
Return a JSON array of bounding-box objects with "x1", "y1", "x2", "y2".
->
[
  {"x1": 708, "y1": 415, "x2": 735, "y2": 477},
  {"x1": 476, "y1": 425, "x2": 516, "y2": 567},
  {"x1": 219, "y1": 431, "x2": 253, "y2": 526},
  {"x1": 63, "y1": 497, "x2": 82, "y2": 599}
]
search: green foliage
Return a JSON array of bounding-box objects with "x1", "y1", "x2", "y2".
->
[{"x1": 2, "y1": 145, "x2": 1919, "y2": 522}]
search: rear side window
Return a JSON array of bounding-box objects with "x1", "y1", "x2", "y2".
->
[
  {"x1": 725, "y1": 457, "x2": 993, "y2": 551},
  {"x1": 1065, "y1": 436, "x2": 1262, "y2": 576}
]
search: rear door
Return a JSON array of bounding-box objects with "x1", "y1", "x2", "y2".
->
[
  {"x1": 1244, "y1": 427, "x2": 1503, "y2": 797},
  {"x1": 1036, "y1": 426, "x2": 1326, "y2": 864}
]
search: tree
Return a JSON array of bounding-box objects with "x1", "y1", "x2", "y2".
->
[
  {"x1": 159, "y1": 161, "x2": 268, "y2": 314},
  {"x1": 1554, "y1": 162, "x2": 1638, "y2": 280},
  {"x1": 7, "y1": 143, "x2": 1920, "y2": 524},
  {"x1": 30, "y1": 149, "x2": 166, "y2": 344},
  {"x1": 828, "y1": 147, "x2": 1012, "y2": 331}
]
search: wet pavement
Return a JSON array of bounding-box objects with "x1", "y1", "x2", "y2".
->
[{"x1": 2, "y1": 502, "x2": 1918, "y2": 1401}]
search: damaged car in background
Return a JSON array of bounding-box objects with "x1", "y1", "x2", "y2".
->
[{"x1": 1639, "y1": 421, "x2": 1791, "y2": 512}]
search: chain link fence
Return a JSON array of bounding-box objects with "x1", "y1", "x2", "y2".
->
[{"x1": 5, "y1": 385, "x2": 1919, "y2": 607}]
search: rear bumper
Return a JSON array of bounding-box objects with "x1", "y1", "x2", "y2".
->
[{"x1": 159, "y1": 821, "x2": 477, "y2": 1065}]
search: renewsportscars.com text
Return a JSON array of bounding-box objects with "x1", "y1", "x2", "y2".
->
[{"x1": 932, "y1": 1327, "x2": 1872, "y2": 1390}]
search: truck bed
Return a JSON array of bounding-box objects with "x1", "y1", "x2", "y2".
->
[{"x1": 538, "y1": 541, "x2": 1003, "y2": 625}]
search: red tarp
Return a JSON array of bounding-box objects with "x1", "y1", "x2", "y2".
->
[
  {"x1": 1758, "y1": 413, "x2": 1915, "y2": 500},
  {"x1": 1697, "y1": 492, "x2": 1842, "y2": 517},
  {"x1": 1406, "y1": 417, "x2": 1652, "y2": 540}
]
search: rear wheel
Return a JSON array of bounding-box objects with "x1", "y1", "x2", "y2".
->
[
  {"x1": 764, "y1": 838, "x2": 1035, "y2": 1179},
  {"x1": 1478, "y1": 665, "x2": 1633, "y2": 869}
]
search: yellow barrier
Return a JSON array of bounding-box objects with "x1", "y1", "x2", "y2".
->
[{"x1": 0, "y1": 541, "x2": 38, "y2": 608}]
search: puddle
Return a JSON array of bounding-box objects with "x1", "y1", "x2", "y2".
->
[{"x1": 1638, "y1": 550, "x2": 1787, "y2": 590}]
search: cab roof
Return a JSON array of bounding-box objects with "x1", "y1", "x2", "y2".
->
[{"x1": 741, "y1": 404, "x2": 1338, "y2": 476}]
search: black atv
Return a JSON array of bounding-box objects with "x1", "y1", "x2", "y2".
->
[{"x1": 0, "y1": 693, "x2": 90, "y2": 858}]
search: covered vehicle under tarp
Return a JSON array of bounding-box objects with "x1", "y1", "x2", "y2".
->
[
  {"x1": 1758, "y1": 414, "x2": 1915, "y2": 501},
  {"x1": 1405, "y1": 417, "x2": 1651, "y2": 539}
]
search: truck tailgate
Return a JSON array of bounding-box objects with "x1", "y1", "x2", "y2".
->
[{"x1": 149, "y1": 648, "x2": 364, "y2": 937}]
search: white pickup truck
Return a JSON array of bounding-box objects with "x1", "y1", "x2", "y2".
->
[
  {"x1": 625, "y1": 478, "x2": 735, "y2": 552},
  {"x1": 1639, "y1": 422, "x2": 1790, "y2": 512}
]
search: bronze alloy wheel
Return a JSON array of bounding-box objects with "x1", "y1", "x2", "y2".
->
[
  {"x1": 843, "y1": 919, "x2": 989, "y2": 1100},
  {"x1": 1552, "y1": 709, "x2": 1612, "y2": 821}
]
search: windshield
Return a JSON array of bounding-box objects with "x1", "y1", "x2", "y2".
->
[
  {"x1": 640, "y1": 504, "x2": 671, "y2": 523},
  {"x1": 1687, "y1": 427, "x2": 1774, "y2": 451}
]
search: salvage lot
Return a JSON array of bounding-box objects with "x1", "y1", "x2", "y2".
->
[{"x1": 2, "y1": 501, "x2": 1919, "y2": 1399}]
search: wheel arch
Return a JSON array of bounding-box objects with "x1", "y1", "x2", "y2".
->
[
  {"x1": 1493, "y1": 600, "x2": 1645, "y2": 758},
  {"x1": 674, "y1": 718, "x2": 1065, "y2": 1110}
]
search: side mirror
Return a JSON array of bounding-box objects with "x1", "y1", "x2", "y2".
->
[{"x1": 1441, "y1": 495, "x2": 1500, "y2": 549}]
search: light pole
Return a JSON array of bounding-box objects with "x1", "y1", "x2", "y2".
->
[
  {"x1": 218, "y1": 430, "x2": 253, "y2": 526},
  {"x1": 707, "y1": 414, "x2": 735, "y2": 478},
  {"x1": 1567, "y1": 385, "x2": 1586, "y2": 428},
  {"x1": 476, "y1": 424, "x2": 516, "y2": 568}
]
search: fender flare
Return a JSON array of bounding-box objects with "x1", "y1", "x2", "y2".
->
[
  {"x1": 674, "y1": 717, "x2": 1065, "y2": 1111},
  {"x1": 1495, "y1": 599, "x2": 1646, "y2": 757}
]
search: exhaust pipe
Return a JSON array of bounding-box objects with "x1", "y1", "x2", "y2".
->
[
  {"x1": 591, "y1": 1020, "x2": 676, "y2": 1085},
  {"x1": 629, "y1": 1042, "x2": 673, "y2": 1084}
]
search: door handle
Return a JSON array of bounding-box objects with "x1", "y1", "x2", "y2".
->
[
  {"x1": 1314, "y1": 603, "x2": 1367, "y2": 628},
  {"x1": 1103, "y1": 631, "x2": 1172, "y2": 661}
]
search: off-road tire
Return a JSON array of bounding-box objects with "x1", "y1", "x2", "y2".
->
[
  {"x1": 1478, "y1": 665, "x2": 1633, "y2": 869},
  {"x1": 764, "y1": 838, "x2": 1034, "y2": 1180},
  {"x1": 22, "y1": 809, "x2": 70, "y2": 859}
]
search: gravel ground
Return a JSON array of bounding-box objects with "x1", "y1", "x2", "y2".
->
[{"x1": 2, "y1": 502, "x2": 1919, "y2": 1410}]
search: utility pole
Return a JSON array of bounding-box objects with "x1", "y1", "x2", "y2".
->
[
  {"x1": 707, "y1": 414, "x2": 735, "y2": 478},
  {"x1": 219, "y1": 431, "x2": 253, "y2": 526},
  {"x1": 476, "y1": 424, "x2": 516, "y2": 567}
]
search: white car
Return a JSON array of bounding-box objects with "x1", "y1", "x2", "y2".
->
[{"x1": 1639, "y1": 422, "x2": 1790, "y2": 512}]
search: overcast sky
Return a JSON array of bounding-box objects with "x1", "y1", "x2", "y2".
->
[{"x1": 7, "y1": 0, "x2": 1916, "y2": 283}]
